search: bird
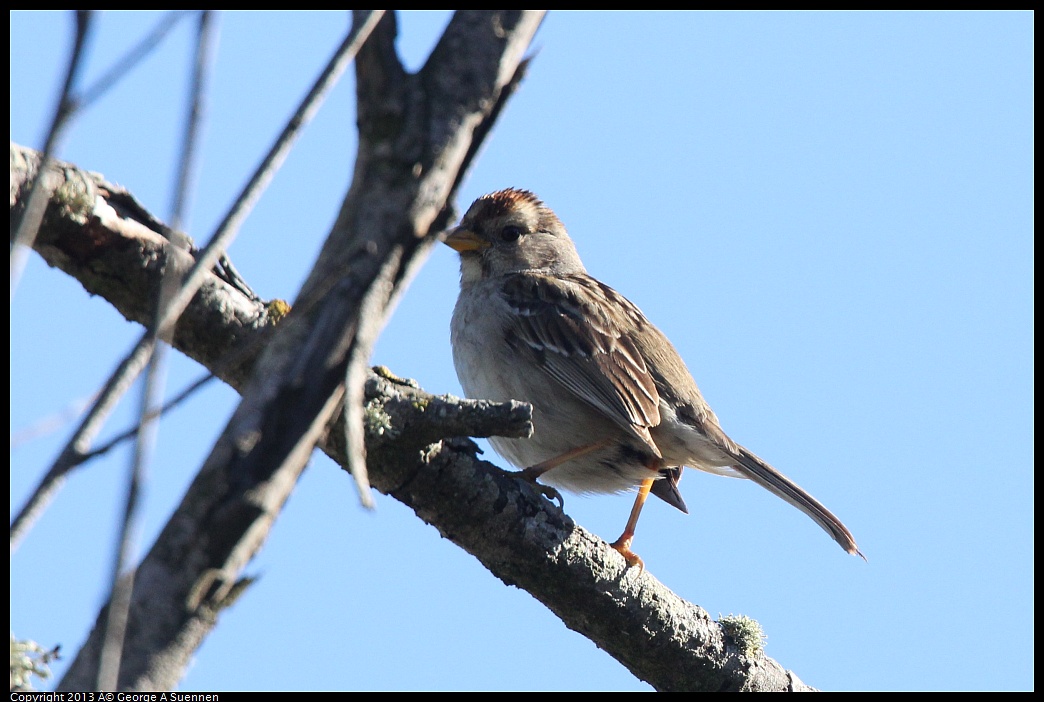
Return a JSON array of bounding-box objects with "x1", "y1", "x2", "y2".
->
[{"x1": 446, "y1": 188, "x2": 862, "y2": 568}]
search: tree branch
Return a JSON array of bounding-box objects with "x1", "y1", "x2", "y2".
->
[
  {"x1": 11, "y1": 13, "x2": 816, "y2": 692},
  {"x1": 49, "y1": 10, "x2": 554, "y2": 691},
  {"x1": 9, "y1": 141, "x2": 274, "y2": 391}
]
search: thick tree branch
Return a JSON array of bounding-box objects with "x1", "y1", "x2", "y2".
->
[
  {"x1": 11, "y1": 145, "x2": 812, "y2": 693},
  {"x1": 49, "y1": 10, "x2": 553, "y2": 691},
  {"x1": 9, "y1": 141, "x2": 275, "y2": 391},
  {"x1": 11, "y1": 14, "x2": 816, "y2": 692}
]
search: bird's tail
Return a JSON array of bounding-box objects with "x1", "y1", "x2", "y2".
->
[
  {"x1": 650, "y1": 466, "x2": 689, "y2": 513},
  {"x1": 733, "y1": 446, "x2": 864, "y2": 559}
]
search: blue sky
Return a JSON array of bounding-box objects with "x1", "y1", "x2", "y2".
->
[{"x1": 10, "y1": 11, "x2": 1033, "y2": 691}]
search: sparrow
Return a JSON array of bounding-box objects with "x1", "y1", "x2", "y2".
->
[{"x1": 446, "y1": 188, "x2": 861, "y2": 567}]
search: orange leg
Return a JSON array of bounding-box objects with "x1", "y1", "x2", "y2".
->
[
  {"x1": 517, "y1": 439, "x2": 612, "y2": 507},
  {"x1": 520, "y1": 438, "x2": 612, "y2": 481},
  {"x1": 610, "y1": 477, "x2": 656, "y2": 570}
]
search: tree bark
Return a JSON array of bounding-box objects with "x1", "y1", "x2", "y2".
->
[{"x1": 10, "y1": 11, "x2": 817, "y2": 693}]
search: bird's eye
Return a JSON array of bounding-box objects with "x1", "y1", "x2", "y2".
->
[{"x1": 499, "y1": 225, "x2": 523, "y2": 243}]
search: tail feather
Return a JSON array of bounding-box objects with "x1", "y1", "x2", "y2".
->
[
  {"x1": 733, "y1": 446, "x2": 863, "y2": 559},
  {"x1": 650, "y1": 466, "x2": 689, "y2": 513}
]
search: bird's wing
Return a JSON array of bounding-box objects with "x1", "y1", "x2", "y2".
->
[{"x1": 500, "y1": 272, "x2": 661, "y2": 451}]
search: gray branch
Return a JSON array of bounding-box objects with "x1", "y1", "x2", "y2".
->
[{"x1": 10, "y1": 12, "x2": 817, "y2": 694}]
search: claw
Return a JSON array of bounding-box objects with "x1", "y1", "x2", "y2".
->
[
  {"x1": 534, "y1": 482, "x2": 564, "y2": 508},
  {"x1": 517, "y1": 466, "x2": 564, "y2": 508},
  {"x1": 610, "y1": 535, "x2": 645, "y2": 572}
]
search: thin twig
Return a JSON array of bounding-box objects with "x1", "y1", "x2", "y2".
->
[
  {"x1": 62, "y1": 374, "x2": 217, "y2": 468},
  {"x1": 96, "y1": 13, "x2": 216, "y2": 690},
  {"x1": 10, "y1": 10, "x2": 93, "y2": 299},
  {"x1": 341, "y1": 251, "x2": 402, "y2": 510},
  {"x1": 79, "y1": 11, "x2": 195, "y2": 110},
  {"x1": 96, "y1": 343, "x2": 168, "y2": 692},
  {"x1": 10, "y1": 11, "x2": 383, "y2": 553},
  {"x1": 10, "y1": 335, "x2": 156, "y2": 553},
  {"x1": 10, "y1": 394, "x2": 98, "y2": 450},
  {"x1": 153, "y1": 9, "x2": 385, "y2": 345},
  {"x1": 168, "y1": 10, "x2": 214, "y2": 232}
]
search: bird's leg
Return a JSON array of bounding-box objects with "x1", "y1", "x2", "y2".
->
[
  {"x1": 517, "y1": 439, "x2": 612, "y2": 507},
  {"x1": 610, "y1": 477, "x2": 656, "y2": 570}
]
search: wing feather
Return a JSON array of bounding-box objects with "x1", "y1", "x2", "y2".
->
[{"x1": 501, "y1": 273, "x2": 661, "y2": 450}]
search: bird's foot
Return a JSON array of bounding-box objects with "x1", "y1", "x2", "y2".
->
[
  {"x1": 516, "y1": 466, "x2": 564, "y2": 508},
  {"x1": 609, "y1": 534, "x2": 645, "y2": 572}
]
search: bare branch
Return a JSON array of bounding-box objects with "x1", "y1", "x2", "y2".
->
[
  {"x1": 9, "y1": 331, "x2": 157, "y2": 552},
  {"x1": 9, "y1": 143, "x2": 273, "y2": 388},
  {"x1": 52, "y1": 373, "x2": 217, "y2": 469},
  {"x1": 168, "y1": 10, "x2": 215, "y2": 232},
  {"x1": 11, "y1": 130, "x2": 808, "y2": 696},
  {"x1": 12, "y1": 12, "x2": 821, "y2": 692},
  {"x1": 98, "y1": 12, "x2": 219, "y2": 689},
  {"x1": 8, "y1": 144, "x2": 273, "y2": 550},
  {"x1": 79, "y1": 11, "x2": 195, "y2": 110},
  {"x1": 54, "y1": 10, "x2": 548, "y2": 690},
  {"x1": 10, "y1": 10, "x2": 92, "y2": 298},
  {"x1": 9, "y1": 10, "x2": 378, "y2": 552}
]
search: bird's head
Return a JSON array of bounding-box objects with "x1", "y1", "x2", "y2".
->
[{"x1": 445, "y1": 188, "x2": 586, "y2": 283}]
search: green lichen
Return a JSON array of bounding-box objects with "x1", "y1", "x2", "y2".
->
[
  {"x1": 718, "y1": 613, "x2": 766, "y2": 658},
  {"x1": 373, "y1": 365, "x2": 419, "y2": 388},
  {"x1": 10, "y1": 634, "x2": 60, "y2": 691},
  {"x1": 364, "y1": 399, "x2": 397, "y2": 439},
  {"x1": 54, "y1": 177, "x2": 94, "y2": 224}
]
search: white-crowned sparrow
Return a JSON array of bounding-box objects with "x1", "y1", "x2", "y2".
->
[{"x1": 447, "y1": 188, "x2": 861, "y2": 567}]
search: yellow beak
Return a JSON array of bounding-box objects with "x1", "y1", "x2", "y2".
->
[{"x1": 444, "y1": 227, "x2": 490, "y2": 253}]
